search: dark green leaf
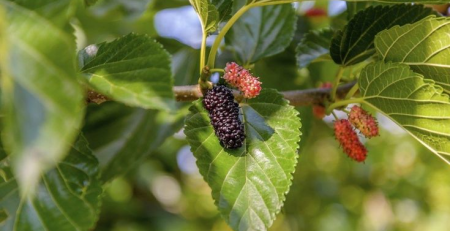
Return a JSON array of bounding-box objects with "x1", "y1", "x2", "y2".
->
[
  {"x1": 330, "y1": 4, "x2": 434, "y2": 66},
  {"x1": 172, "y1": 48, "x2": 200, "y2": 86},
  {"x1": 0, "y1": 1, "x2": 85, "y2": 194},
  {"x1": 296, "y1": 28, "x2": 333, "y2": 69},
  {"x1": 80, "y1": 33, "x2": 175, "y2": 111},
  {"x1": 375, "y1": 16, "x2": 450, "y2": 93},
  {"x1": 185, "y1": 89, "x2": 301, "y2": 231},
  {"x1": 346, "y1": 2, "x2": 371, "y2": 20},
  {"x1": 83, "y1": 102, "x2": 187, "y2": 182},
  {"x1": 226, "y1": 4, "x2": 297, "y2": 64},
  {"x1": 211, "y1": 0, "x2": 233, "y2": 23},
  {"x1": 359, "y1": 61, "x2": 450, "y2": 165},
  {"x1": 190, "y1": 0, "x2": 219, "y2": 33},
  {"x1": 0, "y1": 135, "x2": 102, "y2": 231}
]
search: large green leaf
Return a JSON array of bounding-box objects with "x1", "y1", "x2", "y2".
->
[
  {"x1": 80, "y1": 33, "x2": 175, "y2": 111},
  {"x1": 330, "y1": 4, "x2": 434, "y2": 66},
  {"x1": 296, "y1": 28, "x2": 333, "y2": 69},
  {"x1": 0, "y1": 1, "x2": 84, "y2": 194},
  {"x1": 184, "y1": 89, "x2": 301, "y2": 231},
  {"x1": 211, "y1": 0, "x2": 233, "y2": 24},
  {"x1": 359, "y1": 61, "x2": 450, "y2": 164},
  {"x1": 225, "y1": 4, "x2": 297, "y2": 64},
  {"x1": 375, "y1": 16, "x2": 450, "y2": 93},
  {"x1": 0, "y1": 135, "x2": 102, "y2": 231},
  {"x1": 83, "y1": 102, "x2": 186, "y2": 182},
  {"x1": 190, "y1": 0, "x2": 219, "y2": 33}
]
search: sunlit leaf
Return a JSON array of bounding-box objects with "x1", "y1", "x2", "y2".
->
[
  {"x1": 359, "y1": 61, "x2": 450, "y2": 164},
  {"x1": 190, "y1": 0, "x2": 219, "y2": 33},
  {"x1": 330, "y1": 4, "x2": 434, "y2": 66},
  {"x1": 0, "y1": 135, "x2": 102, "y2": 231},
  {"x1": 80, "y1": 33, "x2": 175, "y2": 111},
  {"x1": 0, "y1": 0, "x2": 85, "y2": 194},
  {"x1": 375, "y1": 16, "x2": 450, "y2": 93},
  {"x1": 185, "y1": 89, "x2": 301, "y2": 231},
  {"x1": 226, "y1": 4, "x2": 297, "y2": 64},
  {"x1": 296, "y1": 28, "x2": 333, "y2": 69}
]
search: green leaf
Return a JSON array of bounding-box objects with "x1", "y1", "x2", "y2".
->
[
  {"x1": 296, "y1": 28, "x2": 333, "y2": 69},
  {"x1": 375, "y1": 16, "x2": 450, "y2": 93},
  {"x1": 359, "y1": 61, "x2": 450, "y2": 165},
  {"x1": 0, "y1": 1, "x2": 84, "y2": 194},
  {"x1": 0, "y1": 135, "x2": 103, "y2": 231},
  {"x1": 172, "y1": 47, "x2": 200, "y2": 86},
  {"x1": 83, "y1": 102, "x2": 187, "y2": 182},
  {"x1": 190, "y1": 0, "x2": 219, "y2": 33},
  {"x1": 226, "y1": 4, "x2": 297, "y2": 64},
  {"x1": 345, "y1": 2, "x2": 371, "y2": 20},
  {"x1": 184, "y1": 89, "x2": 301, "y2": 231},
  {"x1": 80, "y1": 33, "x2": 175, "y2": 111},
  {"x1": 330, "y1": 4, "x2": 434, "y2": 66},
  {"x1": 211, "y1": 0, "x2": 233, "y2": 24}
]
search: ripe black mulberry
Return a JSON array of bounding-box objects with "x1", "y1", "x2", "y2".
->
[{"x1": 203, "y1": 85, "x2": 245, "y2": 149}]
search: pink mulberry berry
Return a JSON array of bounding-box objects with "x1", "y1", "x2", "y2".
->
[
  {"x1": 349, "y1": 106, "x2": 379, "y2": 138},
  {"x1": 223, "y1": 62, "x2": 262, "y2": 99},
  {"x1": 334, "y1": 119, "x2": 367, "y2": 162}
]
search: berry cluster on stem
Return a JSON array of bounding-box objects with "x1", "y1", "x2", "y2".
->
[
  {"x1": 203, "y1": 85, "x2": 245, "y2": 149},
  {"x1": 223, "y1": 62, "x2": 262, "y2": 99},
  {"x1": 334, "y1": 119, "x2": 367, "y2": 162},
  {"x1": 349, "y1": 106, "x2": 379, "y2": 138},
  {"x1": 333, "y1": 105, "x2": 379, "y2": 162}
]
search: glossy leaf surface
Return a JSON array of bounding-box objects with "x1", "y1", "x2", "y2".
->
[
  {"x1": 80, "y1": 33, "x2": 175, "y2": 111},
  {"x1": 185, "y1": 89, "x2": 301, "y2": 231},
  {"x1": 360, "y1": 62, "x2": 450, "y2": 164}
]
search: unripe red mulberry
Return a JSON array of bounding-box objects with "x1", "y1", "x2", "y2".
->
[
  {"x1": 349, "y1": 106, "x2": 379, "y2": 138},
  {"x1": 223, "y1": 62, "x2": 262, "y2": 99},
  {"x1": 334, "y1": 119, "x2": 367, "y2": 162},
  {"x1": 203, "y1": 85, "x2": 245, "y2": 149}
]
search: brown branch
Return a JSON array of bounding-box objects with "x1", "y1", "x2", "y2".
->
[
  {"x1": 174, "y1": 82, "x2": 356, "y2": 106},
  {"x1": 87, "y1": 82, "x2": 356, "y2": 107}
]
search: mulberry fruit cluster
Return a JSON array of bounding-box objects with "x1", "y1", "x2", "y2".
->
[
  {"x1": 203, "y1": 85, "x2": 245, "y2": 149},
  {"x1": 223, "y1": 62, "x2": 262, "y2": 99},
  {"x1": 349, "y1": 106, "x2": 379, "y2": 138},
  {"x1": 334, "y1": 119, "x2": 367, "y2": 162}
]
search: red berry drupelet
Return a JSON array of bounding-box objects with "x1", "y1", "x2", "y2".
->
[
  {"x1": 203, "y1": 85, "x2": 245, "y2": 149},
  {"x1": 223, "y1": 62, "x2": 262, "y2": 99},
  {"x1": 334, "y1": 119, "x2": 367, "y2": 162},
  {"x1": 349, "y1": 106, "x2": 379, "y2": 138}
]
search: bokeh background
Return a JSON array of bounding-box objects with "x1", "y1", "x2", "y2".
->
[{"x1": 73, "y1": 1, "x2": 450, "y2": 230}]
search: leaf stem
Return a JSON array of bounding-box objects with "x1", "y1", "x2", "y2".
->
[
  {"x1": 331, "y1": 67, "x2": 344, "y2": 102},
  {"x1": 210, "y1": 68, "x2": 225, "y2": 73},
  {"x1": 207, "y1": 4, "x2": 252, "y2": 68},
  {"x1": 327, "y1": 98, "x2": 364, "y2": 113},
  {"x1": 331, "y1": 111, "x2": 339, "y2": 120},
  {"x1": 345, "y1": 82, "x2": 359, "y2": 100},
  {"x1": 200, "y1": 32, "x2": 207, "y2": 73}
]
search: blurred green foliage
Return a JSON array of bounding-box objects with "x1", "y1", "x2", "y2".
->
[{"x1": 74, "y1": 1, "x2": 450, "y2": 230}]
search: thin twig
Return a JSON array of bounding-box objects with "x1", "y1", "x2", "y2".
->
[{"x1": 87, "y1": 81, "x2": 356, "y2": 106}]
